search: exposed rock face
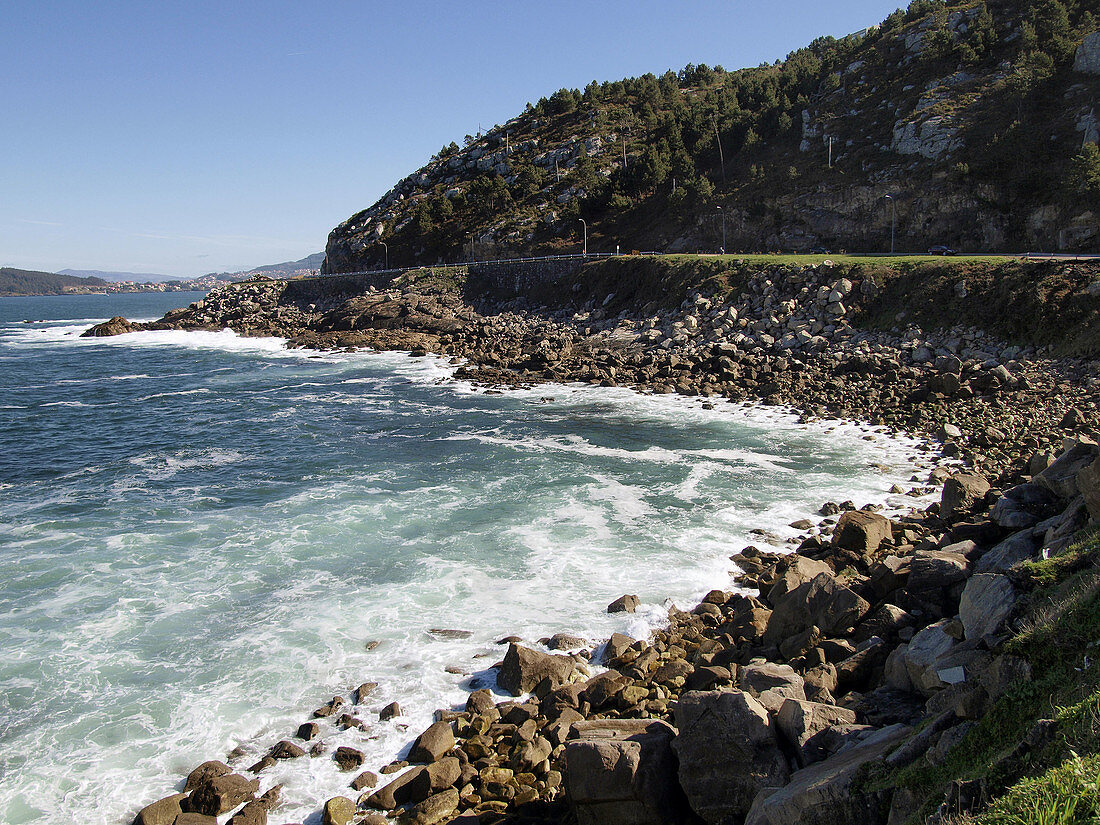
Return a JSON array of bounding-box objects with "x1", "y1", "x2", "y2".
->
[
  {"x1": 959, "y1": 574, "x2": 1017, "y2": 641},
  {"x1": 565, "y1": 720, "x2": 688, "y2": 825},
  {"x1": 941, "y1": 472, "x2": 991, "y2": 519},
  {"x1": 744, "y1": 724, "x2": 911, "y2": 825},
  {"x1": 764, "y1": 573, "x2": 870, "y2": 645},
  {"x1": 673, "y1": 690, "x2": 790, "y2": 824},
  {"x1": 891, "y1": 115, "x2": 962, "y2": 160},
  {"x1": 1075, "y1": 32, "x2": 1100, "y2": 75}
]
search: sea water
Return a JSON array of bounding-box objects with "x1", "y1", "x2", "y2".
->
[{"x1": 0, "y1": 292, "x2": 934, "y2": 824}]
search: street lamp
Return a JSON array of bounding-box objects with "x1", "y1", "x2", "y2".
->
[
  {"x1": 579, "y1": 218, "x2": 588, "y2": 256},
  {"x1": 883, "y1": 195, "x2": 896, "y2": 255},
  {"x1": 716, "y1": 206, "x2": 726, "y2": 254},
  {"x1": 378, "y1": 241, "x2": 388, "y2": 270}
]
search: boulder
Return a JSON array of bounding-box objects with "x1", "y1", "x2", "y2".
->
[
  {"x1": 673, "y1": 690, "x2": 790, "y2": 824},
  {"x1": 901, "y1": 619, "x2": 958, "y2": 696},
  {"x1": 367, "y1": 767, "x2": 428, "y2": 811},
  {"x1": 1077, "y1": 457, "x2": 1100, "y2": 521},
  {"x1": 189, "y1": 774, "x2": 260, "y2": 817},
  {"x1": 744, "y1": 724, "x2": 911, "y2": 825},
  {"x1": 608, "y1": 594, "x2": 640, "y2": 613},
  {"x1": 765, "y1": 557, "x2": 833, "y2": 603},
  {"x1": 1036, "y1": 443, "x2": 1098, "y2": 499},
  {"x1": 565, "y1": 719, "x2": 688, "y2": 825},
  {"x1": 832, "y1": 510, "x2": 892, "y2": 554},
  {"x1": 333, "y1": 746, "x2": 365, "y2": 771},
  {"x1": 764, "y1": 573, "x2": 870, "y2": 645},
  {"x1": 399, "y1": 788, "x2": 459, "y2": 825},
  {"x1": 941, "y1": 473, "x2": 990, "y2": 519},
  {"x1": 959, "y1": 574, "x2": 1017, "y2": 641},
  {"x1": 81, "y1": 316, "x2": 135, "y2": 337},
  {"x1": 776, "y1": 699, "x2": 858, "y2": 766},
  {"x1": 906, "y1": 549, "x2": 968, "y2": 591},
  {"x1": 498, "y1": 643, "x2": 575, "y2": 696},
  {"x1": 131, "y1": 793, "x2": 188, "y2": 825},
  {"x1": 184, "y1": 761, "x2": 231, "y2": 793},
  {"x1": 975, "y1": 529, "x2": 1041, "y2": 573},
  {"x1": 991, "y1": 483, "x2": 1062, "y2": 529},
  {"x1": 269, "y1": 740, "x2": 305, "y2": 760},
  {"x1": 583, "y1": 670, "x2": 631, "y2": 707},
  {"x1": 322, "y1": 796, "x2": 356, "y2": 825},
  {"x1": 173, "y1": 815, "x2": 217, "y2": 825},
  {"x1": 740, "y1": 662, "x2": 807, "y2": 713},
  {"x1": 547, "y1": 632, "x2": 587, "y2": 650},
  {"x1": 404, "y1": 758, "x2": 461, "y2": 805},
  {"x1": 409, "y1": 721, "x2": 455, "y2": 763}
]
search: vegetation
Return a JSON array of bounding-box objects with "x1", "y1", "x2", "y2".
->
[
  {"x1": 0, "y1": 267, "x2": 108, "y2": 296},
  {"x1": 330, "y1": 0, "x2": 1100, "y2": 272}
]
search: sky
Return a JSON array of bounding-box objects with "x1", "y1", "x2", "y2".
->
[{"x1": 1, "y1": 1, "x2": 908, "y2": 279}]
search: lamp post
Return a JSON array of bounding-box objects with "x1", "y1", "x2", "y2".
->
[
  {"x1": 378, "y1": 241, "x2": 388, "y2": 270},
  {"x1": 579, "y1": 218, "x2": 588, "y2": 256},
  {"x1": 716, "y1": 206, "x2": 726, "y2": 254},
  {"x1": 883, "y1": 195, "x2": 895, "y2": 255}
]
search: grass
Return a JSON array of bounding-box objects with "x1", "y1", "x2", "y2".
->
[{"x1": 863, "y1": 529, "x2": 1100, "y2": 824}]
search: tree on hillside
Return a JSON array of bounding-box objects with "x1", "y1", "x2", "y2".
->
[{"x1": 1067, "y1": 142, "x2": 1100, "y2": 198}]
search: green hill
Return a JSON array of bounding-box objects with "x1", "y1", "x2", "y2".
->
[
  {"x1": 0, "y1": 267, "x2": 109, "y2": 296},
  {"x1": 324, "y1": 0, "x2": 1100, "y2": 274}
]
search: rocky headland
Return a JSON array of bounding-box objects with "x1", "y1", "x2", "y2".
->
[{"x1": 100, "y1": 254, "x2": 1100, "y2": 825}]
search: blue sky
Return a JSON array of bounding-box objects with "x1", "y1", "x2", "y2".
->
[{"x1": 2, "y1": 1, "x2": 905, "y2": 278}]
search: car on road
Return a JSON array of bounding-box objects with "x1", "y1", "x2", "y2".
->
[{"x1": 928, "y1": 245, "x2": 957, "y2": 255}]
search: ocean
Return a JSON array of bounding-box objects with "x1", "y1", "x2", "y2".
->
[{"x1": 0, "y1": 292, "x2": 933, "y2": 824}]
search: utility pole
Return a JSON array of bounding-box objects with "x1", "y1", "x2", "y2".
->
[
  {"x1": 883, "y1": 194, "x2": 896, "y2": 255},
  {"x1": 712, "y1": 115, "x2": 726, "y2": 187},
  {"x1": 554, "y1": 156, "x2": 560, "y2": 182},
  {"x1": 622, "y1": 132, "x2": 628, "y2": 169},
  {"x1": 828, "y1": 136, "x2": 833, "y2": 168},
  {"x1": 579, "y1": 218, "x2": 588, "y2": 256},
  {"x1": 378, "y1": 241, "x2": 388, "y2": 270}
]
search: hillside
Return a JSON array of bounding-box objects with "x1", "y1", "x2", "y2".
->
[
  {"x1": 324, "y1": 0, "x2": 1100, "y2": 274},
  {"x1": 0, "y1": 267, "x2": 108, "y2": 296}
]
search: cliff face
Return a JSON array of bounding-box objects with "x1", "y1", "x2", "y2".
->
[{"x1": 324, "y1": 0, "x2": 1100, "y2": 274}]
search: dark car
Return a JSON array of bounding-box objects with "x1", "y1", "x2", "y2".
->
[{"x1": 928, "y1": 245, "x2": 957, "y2": 255}]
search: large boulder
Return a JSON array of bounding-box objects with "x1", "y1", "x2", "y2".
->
[
  {"x1": 941, "y1": 473, "x2": 990, "y2": 519},
  {"x1": 960, "y1": 574, "x2": 1017, "y2": 641},
  {"x1": 1035, "y1": 443, "x2": 1099, "y2": 499},
  {"x1": 906, "y1": 549, "x2": 969, "y2": 591},
  {"x1": 775, "y1": 699, "x2": 858, "y2": 766},
  {"x1": 81, "y1": 316, "x2": 135, "y2": 337},
  {"x1": 189, "y1": 774, "x2": 260, "y2": 817},
  {"x1": 744, "y1": 724, "x2": 911, "y2": 825},
  {"x1": 400, "y1": 788, "x2": 460, "y2": 825},
  {"x1": 901, "y1": 619, "x2": 958, "y2": 696},
  {"x1": 832, "y1": 510, "x2": 892, "y2": 555},
  {"x1": 740, "y1": 662, "x2": 806, "y2": 713},
  {"x1": 498, "y1": 643, "x2": 576, "y2": 696},
  {"x1": 766, "y1": 557, "x2": 833, "y2": 603},
  {"x1": 764, "y1": 573, "x2": 869, "y2": 645},
  {"x1": 1077, "y1": 457, "x2": 1100, "y2": 521},
  {"x1": 565, "y1": 719, "x2": 688, "y2": 825},
  {"x1": 975, "y1": 529, "x2": 1041, "y2": 573},
  {"x1": 992, "y1": 483, "x2": 1063, "y2": 529},
  {"x1": 131, "y1": 793, "x2": 188, "y2": 825},
  {"x1": 322, "y1": 796, "x2": 356, "y2": 825},
  {"x1": 673, "y1": 690, "x2": 790, "y2": 824},
  {"x1": 409, "y1": 721, "x2": 455, "y2": 763}
]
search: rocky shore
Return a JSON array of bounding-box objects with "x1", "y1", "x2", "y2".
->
[{"x1": 101, "y1": 258, "x2": 1100, "y2": 825}]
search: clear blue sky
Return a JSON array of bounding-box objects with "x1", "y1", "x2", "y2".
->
[{"x1": 1, "y1": 0, "x2": 905, "y2": 278}]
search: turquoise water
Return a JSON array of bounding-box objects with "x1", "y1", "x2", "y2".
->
[{"x1": 0, "y1": 293, "x2": 931, "y2": 824}]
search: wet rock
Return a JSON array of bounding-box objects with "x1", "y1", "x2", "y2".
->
[
  {"x1": 189, "y1": 774, "x2": 260, "y2": 817},
  {"x1": 185, "y1": 761, "x2": 232, "y2": 793},
  {"x1": 379, "y1": 701, "x2": 402, "y2": 720},
  {"x1": 351, "y1": 771, "x2": 379, "y2": 791},
  {"x1": 82, "y1": 316, "x2": 135, "y2": 337},
  {"x1": 334, "y1": 746, "x2": 365, "y2": 771},
  {"x1": 269, "y1": 740, "x2": 305, "y2": 760},
  {"x1": 673, "y1": 690, "x2": 790, "y2": 824},
  {"x1": 131, "y1": 793, "x2": 188, "y2": 825},
  {"x1": 295, "y1": 722, "x2": 319, "y2": 741},
  {"x1": 608, "y1": 594, "x2": 640, "y2": 613}
]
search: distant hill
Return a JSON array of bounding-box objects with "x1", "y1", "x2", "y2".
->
[
  {"x1": 202, "y1": 252, "x2": 325, "y2": 282},
  {"x1": 58, "y1": 268, "x2": 180, "y2": 284},
  {"x1": 324, "y1": 0, "x2": 1100, "y2": 272},
  {"x1": 0, "y1": 268, "x2": 108, "y2": 296}
]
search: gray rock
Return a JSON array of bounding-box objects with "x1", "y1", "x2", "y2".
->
[
  {"x1": 975, "y1": 528, "x2": 1041, "y2": 573},
  {"x1": 906, "y1": 549, "x2": 969, "y2": 591},
  {"x1": 673, "y1": 690, "x2": 790, "y2": 824},
  {"x1": 745, "y1": 724, "x2": 911, "y2": 825},
  {"x1": 608, "y1": 594, "x2": 640, "y2": 613},
  {"x1": 832, "y1": 510, "x2": 893, "y2": 554},
  {"x1": 1076, "y1": 457, "x2": 1100, "y2": 521},
  {"x1": 1036, "y1": 443, "x2": 1098, "y2": 499},
  {"x1": 766, "y1": 557, "x2": 833, "y2": 604},
  {"x1": 740, "y1": 662, "x2": 807, "y2": 713},
  {"x1": 776, "y1": 699, "x2": 858, "y2": 766},
  {"x1": 960, "y1": 574, "x2": 1017, "y2": 641},
  {"x1": 992, "y1": 483, "x2": 1062, "y2": 529},
  {"x1": 565, "y1": 719, "x2": 687, "y2": 825},
  {"x1": 902, "y1": 619, "x2": 958, "y2": 695},
  {"x1": 1074, "y1": 31, "x2": 1100, "y2": 75}
]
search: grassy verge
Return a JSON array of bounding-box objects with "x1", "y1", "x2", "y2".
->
[{"x1": 863, "y1": 528, "x2": 1100, "y2": 824}]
